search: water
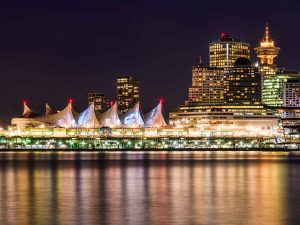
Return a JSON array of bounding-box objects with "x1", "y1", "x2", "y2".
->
[{"x1": 0, "y1": 151, "x2": 300, "y2": 225}]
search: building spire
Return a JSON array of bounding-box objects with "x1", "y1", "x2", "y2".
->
[
  {"x1": 264, "y1": 23, "x2": 270, "y2": 42},
  {"x1": 199, "y1": 56, "x2": 204, "y2": 66},
  {"x1": 255, "y1": 23, "x2": 280, "y2": 65}
]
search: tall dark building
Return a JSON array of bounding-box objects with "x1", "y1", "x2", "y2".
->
[
  {"x1": 117, "y1": 76, "x2": 140, "y2": 113},
  {"x1": 224, "y1": 58, "x2": 262, "y2": 105},
  {"x1": 88, "y1": 92, "x2": 110, "y2": 112}
]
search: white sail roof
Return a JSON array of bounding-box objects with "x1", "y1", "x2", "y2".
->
[
  {"x1": 45, "y1": 102, "x2": 55, "y2": 115},
  {"x1": 144, "y1": 102, "x2": 167, "y2": 127},
  {"x1": 97, "y1": 102, "x2": 122, "y2": 127},
  {"x1": 121, "y1": 102, "x2": 144, "y2": 127},
  {"x1": 77, "y1": 102, "x2": 101, "y2": 128},
  {"x1": 36, "y1": 102, "x2": 79, "y2": 128},
  {"x1": 22, "y1": 102, "x2": 40, "y2": 118}
]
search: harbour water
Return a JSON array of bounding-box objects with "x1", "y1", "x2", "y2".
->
[{"x1": 0, "y1": 151, "x2": 300, "y2": 225}]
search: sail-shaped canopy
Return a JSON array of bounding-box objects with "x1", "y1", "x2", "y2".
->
[
  {"x1": 45, "y1": 102, "x2": 55, "y2": 115},
  {"x1": 121, "y1": 102, "x2": 144, "y2": 127},
  {"x1": 36, "y1": 102, "x2": 79, "y2": 128},
  {"x1": 22, "y1": 102, "x2": 40, "y2": 118},
  {"x1": 144, "y1": 102, "x2": 167, "y2": 127},
  {"x1": 98, "y1": 102, "x2": 122, "y2": 127},
  {"x1": 77, "y1": 102, "x2": 101, "y2": 128}
]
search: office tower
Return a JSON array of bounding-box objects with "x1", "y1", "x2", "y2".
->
[
  {"x1": 283, "y1": 79, "x2": 300, "y2": 107},
  {"x1": 117, "y1": 76, "x2": 140, "y2": 113},
  {"x1": 209, "y1": 33, "x2": 250, "y2": 68},
  {"x1": 187, "y1": 57, "x2": 225, "y2": 105},
  {"x1": 88, "y1": 92, "x2": 110, "y2": 112},
  {"x1": 224, "y1": 58, "x2": 261, "y2": 105}
]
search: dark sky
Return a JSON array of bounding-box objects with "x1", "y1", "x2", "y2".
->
[{"x1": 0, "y1": 0, "x2": 300, "y2": 124}]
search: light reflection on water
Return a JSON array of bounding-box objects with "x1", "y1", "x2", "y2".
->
[{"x1": 0, "y1": 151, "x2": 300, "y2": 225}]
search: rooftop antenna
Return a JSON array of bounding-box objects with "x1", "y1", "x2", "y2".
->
[
  {"x1": 265, "y1": 22, "x2": 270, "y2": 42},
  {"x1": 199, "y1": 56, "x2": 204, "y2": 66}
]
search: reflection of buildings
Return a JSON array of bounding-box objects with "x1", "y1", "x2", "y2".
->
[
  {"x1": 88, "y1": 92, "x2": 109, "y2": 112},
  {"x1": 209, "y1": 33, "x2": 250, "y2": 68},
  {"x1": 117, "y1": 76, "x2": 140, "y2": 113}
]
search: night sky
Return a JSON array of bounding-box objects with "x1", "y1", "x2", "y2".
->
[{"x1": 0, "y1": 0, "x2": 299, "y2": 124}]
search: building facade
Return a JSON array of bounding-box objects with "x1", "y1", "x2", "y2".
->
[
  {"x1": 209, "y1": 34, "x2": 250, "y2": 68},
  {"x1": 187, "y1": 62, "x2": 224, "y2": 105},
  {"x1": 88, "y1": 93, "x2": 110, "y2": 112},
  {"x1": 224, "y1": 58, "x2": 261, "y2": 105},
  {"x1": 284, "y1": 79, "x2": 300, "y2": 107},
  {"x1": 117, "y1": 76, "x2": 140, "y2": 113}
]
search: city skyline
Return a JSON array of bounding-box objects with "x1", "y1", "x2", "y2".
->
[{"x1": 0, "y1": 0, "x2": 300, "y2": 124}]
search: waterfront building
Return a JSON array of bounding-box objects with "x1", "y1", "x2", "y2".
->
[
  {"x1": 88, "y1": 93, "x2": 110, "y2": 112},
  {"x1": 117, "y1": 76, "x2": 140, "y2": 113},
  {"x1": 209, "y1": 33, "x2": 250, "y2": 68},
  {"x1": 11, "y1": 100, "x2": 167, "y2": 129},
  {"x1": 187, "y1": 58, "x2": 225, "y2": 105},
  {"x1": 224, "y1": 58, "x2": 261, "y2": 105},
  {"x1": 169, "y1": 104, "x2": 279, "y2": 138}
]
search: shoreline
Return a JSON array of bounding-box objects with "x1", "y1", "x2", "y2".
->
[{"x1": 0, "y1": 148, "x2": 300, "y2": 152}]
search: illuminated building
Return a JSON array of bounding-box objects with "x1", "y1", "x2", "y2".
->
[
  {"x1": 187, "y1": 58, "x2": 225, "y2": 105},
  {"x1": 11, "y1": 101, "x2": 167, "y2": 129},
  {"x1": 254, "y1": 24, "x2": 285, "y2": 106},
  {"x1": 283, "y1": 79, "x2": 300, "y2": 107},
  {"x1": 117, "y1": 76, "x2": 140, "y2": 113},
  {"x1": 88, "y1": 92, "x2": 109, "y2": 112},
  {"x1": 254, "y1": 24, "x2": 280, "y2": 65},
  {"x1": 209, "y1": 33, "x2": 250, "y2": 68},
  {"x1": 169, "y1": 104, "x2": 279, "y2": 139},
  {"x1": 224, "y1": 58, "x2": 261, "y2": 105}
]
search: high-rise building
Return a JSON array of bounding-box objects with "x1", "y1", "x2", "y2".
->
[
  {"x1": 187, "y1": 58, "x2": 224, "y2": 105},
  {"x1": 224, "y1": 58, "x2": 261, "y2": 105},
  {"x1": 209, "y1": 33, "x2": 250, "y2": 68},
  {"x1": 283, "y1": 79, "x2": 300, "y2": 107},
  {"x1": 88, "y1": 93, "x2": 110, "y2": 112},
  {"x1": 117, "y1": 76, "x2": 140, "y2": 113},
  {"x1": 255, "y1": 24, "x2": 288, "y2": 107},
  {"x1": 282, "y1": 78, "x2": 300, "y2": 128}
]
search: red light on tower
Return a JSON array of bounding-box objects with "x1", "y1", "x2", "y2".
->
[
  {"x1": 22, "y1": 100, "x2": 28, "y2": 105},
  {"x1": 68, "y1": 98, "x2": 74, "y2": 104},
  {"x1": 109, "y1": 100, "x2": 114, "y2": 107},
  {"x1": 221, "y1": 32, "x2": 225, "y2": 38}
]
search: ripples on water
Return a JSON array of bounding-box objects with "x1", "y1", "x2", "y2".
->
[{"x1": 0, "y1": 151, "x2": 300, "y2": 225}]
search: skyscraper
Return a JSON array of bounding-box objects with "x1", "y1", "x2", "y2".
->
[
  {"x1": 187, "y1": 58, "x2": 224, "y2": 105},
  {"x1": 255, "y1": 24, "x2": 285, "y2": 107},
  {"x1": 224, "y1": 58, "x2": 261, "y2": 105},
  {"x1": 209, "y1": 33, "x2": 250, "y2": 68},
  {"x1": 88, "y1": 93, "x2": 110, "y2": 112},
  {"x1": 117, "y1": 76, "x2": 140, "y2": 113}
]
